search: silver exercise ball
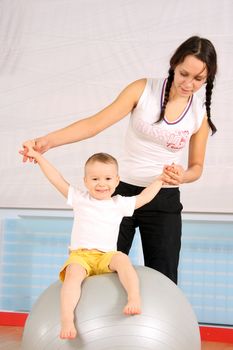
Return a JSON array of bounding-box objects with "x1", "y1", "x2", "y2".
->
[{"x1": 21, "y1": 266, "x2": 201, "y2": 350}]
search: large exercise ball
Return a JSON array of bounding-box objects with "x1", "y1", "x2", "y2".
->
[{"x1": 21, "y1": 266, "x2": 200, "y2": 350}]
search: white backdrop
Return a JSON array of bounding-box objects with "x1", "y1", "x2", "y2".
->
[{"x1": 0, "y1": 0, "x2": 233, "y2": 212}]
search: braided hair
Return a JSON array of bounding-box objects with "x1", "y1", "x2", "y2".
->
[
  {"x1": 159, "y1": 68, "x2": 174, "y2": 120},
  {"x1": 205, "y1": 78, "x2": 217, "y2": 134},
  {"x1": 158, "y1": 36, "x2": 217, "y2": 135}
]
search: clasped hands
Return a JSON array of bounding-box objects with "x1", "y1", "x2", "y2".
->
[
  {"x1": 19, "y1": 137, "x2": 48, "y2": 163},
  {"x1": 162, "y1": 163, "x2": 185, "y2": 186}
]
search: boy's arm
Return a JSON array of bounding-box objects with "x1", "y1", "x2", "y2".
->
[
  {"x1": 36, "y1": 154, "x2": 69, "y2": 198},
  {"x1": 135, "y1": 178, "x2": 163, "y2": 209},
  {"x1": 22, "y1": 142, "x2": 69, "y2": 198}
]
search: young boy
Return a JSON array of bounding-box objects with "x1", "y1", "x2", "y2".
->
[{"x1": 21, "y1": 142, "x2": 163, "y2": 340}]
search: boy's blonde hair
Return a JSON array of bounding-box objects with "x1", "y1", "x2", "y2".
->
[{"x1": 85, "y1": 153, "x2": 118, "y2": 170}]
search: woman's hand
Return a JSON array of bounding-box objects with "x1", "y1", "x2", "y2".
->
[
  {"x1": 19, "y1": 136, "x2": 50, "y2": 163},
  {"x1": 162, "y1": 163, "x2": 185, "y2": 186}
]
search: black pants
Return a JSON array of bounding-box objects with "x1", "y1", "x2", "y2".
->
[{"x1": 114, "y1": 181, "x2": 183, "y2": 284}]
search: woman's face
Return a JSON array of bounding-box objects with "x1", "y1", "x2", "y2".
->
[{"x1": 172, "y1": 55, "x2": 207, "y2": 98}]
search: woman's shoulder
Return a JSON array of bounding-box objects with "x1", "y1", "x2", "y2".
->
[
  {"x1": 131, "y1": 77, "x2": 165, "y2": 107},
  {"x1": 127, "y1": 78, "x2": 147, "y2": 93},
  {"x1": 130, "y1": 77, "x2": 164, "y2": 88},
  {"x1": 192, "y1": 92, "x2": 206, "y2": 112},
  {"x1": 190, "y1": 92, "x2": 207, "y2": 131}
]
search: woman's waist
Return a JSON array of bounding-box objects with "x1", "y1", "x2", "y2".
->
[{"x1": 119, "y1": 172, "x2": 178, "y2": 188}]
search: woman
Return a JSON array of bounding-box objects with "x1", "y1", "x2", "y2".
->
[{"x1": 21, "y1": 36, "x2": 217, "y2": 284}]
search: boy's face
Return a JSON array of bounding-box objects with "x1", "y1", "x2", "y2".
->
[{"x1": 84, "y1": 161, "x2": 120, "y2": 200}]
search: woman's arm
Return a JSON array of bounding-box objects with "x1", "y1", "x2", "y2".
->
[
  {"x1": 21, "y1": 79, "x2": 147, "y2": 160},
  {"x1": 163, "y1": 117, "x2": 210, "y2": 185}
]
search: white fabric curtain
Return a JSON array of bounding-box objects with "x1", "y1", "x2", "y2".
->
[{"x1": 0, "y1": 0, "x2": 233, "y2": 212}]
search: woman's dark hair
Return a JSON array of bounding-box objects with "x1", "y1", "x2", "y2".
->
[{"x1": 159, "y1": 36, "x2": 217, "y2": 134}]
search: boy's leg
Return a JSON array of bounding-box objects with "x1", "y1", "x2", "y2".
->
[
  {"x1": 60, "y1": 263, "x2": 87, "y2": 339},
  {"x1": 109, "y1": 252, "x2": 141, "y2": 315}
]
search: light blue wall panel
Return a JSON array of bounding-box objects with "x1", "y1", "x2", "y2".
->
[{"x1": 179, "y1": 220, "x2": 233, "y2": 325}]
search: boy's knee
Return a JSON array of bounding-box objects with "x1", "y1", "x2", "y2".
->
[
  {"x1": 114, "y1": 251, "x2": 131, "y2": 264},
  {"x1": 65, "y1": 264, "x2": 86, "y2": 280}
]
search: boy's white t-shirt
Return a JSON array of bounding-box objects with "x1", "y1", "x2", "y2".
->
[
  {"x1": 119, "y1": 78, "x2": 206, "y2": 187},
  {"x1": 67, "y1": 186, "x2": 136, "y2": 252}
]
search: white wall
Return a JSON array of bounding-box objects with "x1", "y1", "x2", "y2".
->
[{"x1": 0, "y1": 0, "x2": 233, "y2": 212}]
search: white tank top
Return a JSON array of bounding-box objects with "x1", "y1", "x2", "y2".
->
[{"x1": 119, "y1": 78, "x2": 206, "y2": 187}]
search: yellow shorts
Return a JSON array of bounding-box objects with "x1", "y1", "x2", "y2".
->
[{"x1": 59, "y1": 249, "x2": 118, "y2": 281}]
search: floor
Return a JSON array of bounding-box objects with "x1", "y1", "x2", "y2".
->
[
  {"x1": 0, "y1": 326, "x2": 23, "y2": 350},
  {"x1": 0, "y1": 326, "x2": 233, "y2": 350}
]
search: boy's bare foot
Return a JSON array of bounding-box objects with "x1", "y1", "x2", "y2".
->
[
  {"x1": 60, "y1": 320, "x2": 77, "y2": 339},
  {"x1": 123, "y1": 298, "x2": 141, "y2": 315}
]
